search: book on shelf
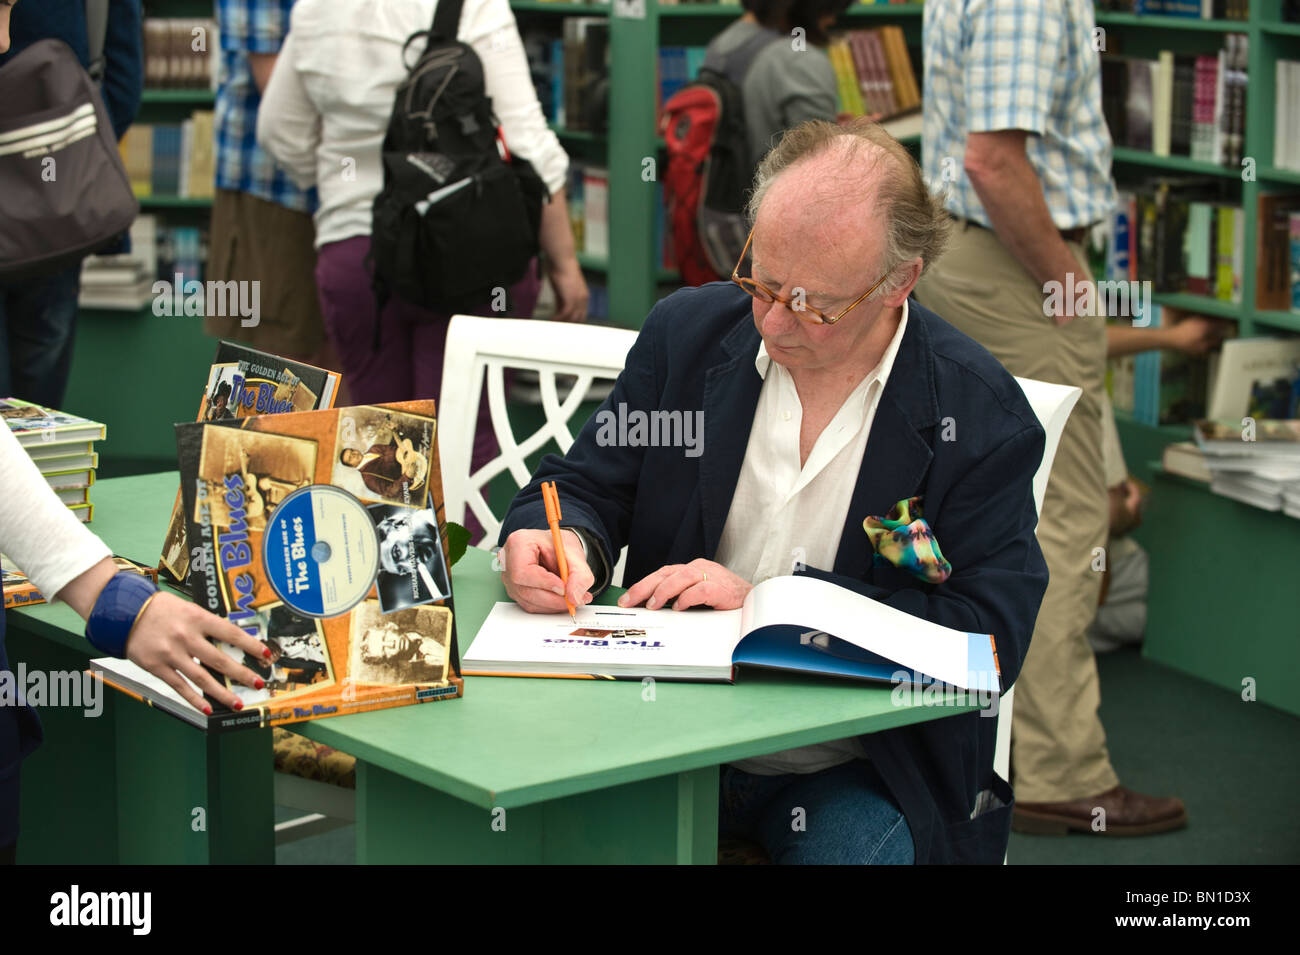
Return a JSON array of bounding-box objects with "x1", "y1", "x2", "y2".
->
[
  {"x1": 582, "y1": 166, "x2": 610, "y2": 259},
  {"x1": 97, "y1": 399, "x2": 463, "y2": 732},
  {"x1": 117, "y1": 113, "x2": 216, "y2": 201},
  {"x1": 79, "y1": 216, "x2": 210, "y2": 311},
  {"x1": 464, "y1": 573, "x2": 1002, "y2": 693},
  {"x1": 1101, "y1": 34, "x2": 1247, "y2": 168},
  {"x1": 158, "y1": 342, "x2": 344, "y2": 586},
  {"x1": 828, "y1": 26, "x2": 920, "y2": 122},
  {"x1": 1256, "y1": 195, "x2": 1300, "y2": 313},
  {"x1": 1205, "y1": 337, "x2": 1300, "y2": 420},
  {"x1": 143, "y1": 17, "x2": 217, "y2": 89},
  {"x1": 561, "y1": 17, "x2": 609, "y2": 134},
  {"x1": 1109, "y1": 180, "x2": 1243, "y2": 302},
  {"x1": 1293, "y1": 214, "x2": 1300, "y2": 313},
  {"x1": 3, "y1": 555, "x2": 157, "y2": 612},
  {"x1": 1097, "y1": 0, "x2": 1251, "y2": 18}
]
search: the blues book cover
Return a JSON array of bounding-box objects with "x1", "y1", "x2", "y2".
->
[{"x1": 99, "y1": 400, "x2": 461, "y2": 732}]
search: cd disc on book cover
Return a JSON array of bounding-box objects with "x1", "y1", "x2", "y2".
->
[{"x1": 263, "y1": 484, "x2": 380, "y2": 617}]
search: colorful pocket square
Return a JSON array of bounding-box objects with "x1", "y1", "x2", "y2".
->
[{"x1": 863, "y1": 496, "x2": 952, "y2": 585}]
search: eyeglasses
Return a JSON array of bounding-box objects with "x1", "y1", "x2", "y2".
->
[{"x1": 731, "y1": 226, "x2": 891, "y2": 325}]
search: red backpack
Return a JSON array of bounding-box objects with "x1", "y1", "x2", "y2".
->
[{"x1": 660, "y1": 32, "x2": 782, "y2": 286}]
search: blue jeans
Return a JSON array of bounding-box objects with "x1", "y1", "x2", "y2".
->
[
  {"x1": 0, "y1": 262, "x2": 83, "y2": 408},
  {"x1": 719, "y1": 759, "x2": 914, "y2": 864}
]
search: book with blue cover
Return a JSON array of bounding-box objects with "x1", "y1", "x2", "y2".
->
[{"x1": 465, "y1": 574, "x2": 1001, "y2": 694}]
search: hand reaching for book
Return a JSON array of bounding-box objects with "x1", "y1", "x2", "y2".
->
[
  {"x1": 618, "y1": 559, "x2": 752, "y2": 612},
  {"x1": 124, "y1": 592, "x2": 272, "y2": 715},
  {"x1": 500, "y1": 528, "x2": 594, "y2": 615},
  {"x1": 57, "y1": 558, "x2": 270, "y2": 714}
]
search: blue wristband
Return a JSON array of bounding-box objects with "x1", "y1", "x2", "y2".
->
[{"x1": 85, "y1": 571, "x2": 159, "y2": 658}]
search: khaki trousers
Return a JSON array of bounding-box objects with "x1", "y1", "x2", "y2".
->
[{"x1": 915, "y1": 221, "x2": 1120, "y2": 802}]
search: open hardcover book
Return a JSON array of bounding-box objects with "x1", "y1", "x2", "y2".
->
[
  {"x1": 463, "y1": 574, "x2": 1001, "y2": 693},
  {"x1": 93, "y1": 399, "x2": 463, "y2": 731}
]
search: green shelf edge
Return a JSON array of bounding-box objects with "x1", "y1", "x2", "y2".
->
[
  {"x1": 1111, "y1": 146, "x2": 1240, "y2": 178},
  {"x1": 1253, "y1": 310, "x2": 1300, "y2": 332},
  {"x1": 1093, "y1": 11, "x2": 1249, "y2": 32},
  {"x1": 511, "y1": 1, "x2": 609, "y2": 14},
  {"x1": 1113, "y1": 408, "x2": 1194, "y2": 439},
  {"x1": 1259, "y1": 166, "x2": 1300, "y2": 185},
  {"x1": 657, "y1": 2, "x2": 922, "y2": 16},
  {"x1": 1259, "y1": 22, "x2": 1300, "y2": 37},
  {"x1": 1151, "y1": 292, "x2": 1244, "y2": 320},
  {"x1": 136, "y1": 196, "x2": 214, "y2": 209},
  {"x1": 550, "y1": 123, "x2": 606, "y2": 144},
  {"x1": 140, "y1": 89, "x2": 215, "y2": 104}
]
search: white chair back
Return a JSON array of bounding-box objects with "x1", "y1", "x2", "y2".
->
[
  {"x1": 993, "y1": 377, "x2": 1082, "y2": 807},
  {"x1": 438, "y1": 315, "x2": 637, "y2": 561}
]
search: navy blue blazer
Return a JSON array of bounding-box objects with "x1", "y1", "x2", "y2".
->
[{"x1": 500, "y1": 282, "x2": 1050, "y2": 863}]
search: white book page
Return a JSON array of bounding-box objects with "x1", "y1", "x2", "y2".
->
[
  {"x1": 92, "y1": 657, "x2": 205, "y2": 715},
  {"x1": 464, "y1": 602, "x2": 742, "y2": 671},
  {"x1": 742, "y1": 575, "x2": 974, "y2": 688}
]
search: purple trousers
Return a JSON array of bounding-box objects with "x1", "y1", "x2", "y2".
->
[{"x1": 315, "y1": 235, "x2": 541, "y2": 541}]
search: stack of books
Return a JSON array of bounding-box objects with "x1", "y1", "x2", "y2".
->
[
  {"x1": 1, "y1": 398, "x2": 104, "y2": 522},
  {"x1": 78, "y1": 214, "x2": 209, "y2": 311},
  {"x1": 1194, "y1": 419, "x2": 1300, "y2": 517}
]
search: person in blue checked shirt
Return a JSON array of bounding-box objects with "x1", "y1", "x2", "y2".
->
[
  {"x1": 204, "y1": 0, "x2": 338, "y2": 371},
  {"x1": 0, "y1": 0, "x2": 142, "y2": 409},
  {"x1": 913, "y1": 0, "x2": 1186, "y2": 837}
]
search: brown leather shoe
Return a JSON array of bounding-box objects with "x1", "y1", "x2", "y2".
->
[{"x1": 1013, "y1": 786, "x2": 1188, "y2": 836}]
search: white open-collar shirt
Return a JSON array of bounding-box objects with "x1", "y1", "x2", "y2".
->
[{"x1": 718, "y1": 300, "x2": 909, "y2": 776}]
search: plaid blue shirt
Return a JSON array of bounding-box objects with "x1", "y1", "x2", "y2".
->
[
  {"x1": 922, "y1": 0, "x2": 1115, "y2": 229},
  {"x1": 215, "y1": 0, "x2": 315, "y2": 212}
]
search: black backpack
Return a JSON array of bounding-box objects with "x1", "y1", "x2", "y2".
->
[
  {"x1": 369, "y1": 0, "x2": 547, "y2": 319},
  {"x1": 0, "y1": 3, "x2": 137, "y2": 284}
]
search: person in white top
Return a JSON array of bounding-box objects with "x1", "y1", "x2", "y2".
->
[
  {"x1": 0, "y1": 423, "x2": 266, "y2": 862},
  {"x1": 496, "y1": 120, "x2": 1054, "y2": 864},
  {"x1": 256, "y1": 0, "x2": 587, "y2": 408}
]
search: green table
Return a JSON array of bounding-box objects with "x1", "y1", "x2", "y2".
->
[{"x1": 10, "y1": 472, "x2": 977, "y2": 864}]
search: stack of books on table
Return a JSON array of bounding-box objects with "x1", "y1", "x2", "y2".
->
[
  {"x1": 1193, "y1": 419, "x2": 1300, "y2": 517},
  {"x1": 1, "y1": 398, "x2": 104, "y2": 523}
]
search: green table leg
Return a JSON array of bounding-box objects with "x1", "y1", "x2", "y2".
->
[
  {"x1": 10, "y1": 630, "x2": 120, "y2": 863},
  {"x1": 114, "y1": 706, "x2": 274, "y2": 864},
  {"x1": 356, "y1": 763, "x2": 719, "y2": 864}
]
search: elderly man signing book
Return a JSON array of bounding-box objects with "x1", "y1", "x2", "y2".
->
[{"x1": 496, "y1": 120, "x2": 1050, "y2": 865}]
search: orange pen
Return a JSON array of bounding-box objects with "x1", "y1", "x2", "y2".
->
[{"x1": 541, "y1": 481, "x2": 577, "y2": 623}]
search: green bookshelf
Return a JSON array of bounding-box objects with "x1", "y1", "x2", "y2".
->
[
  {"x1": 514, "y1": 0, "x2": 924, "y2": 326},
  {"x1": 1101, "y1": 0, "x2": 1300, "y2": 339}
]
